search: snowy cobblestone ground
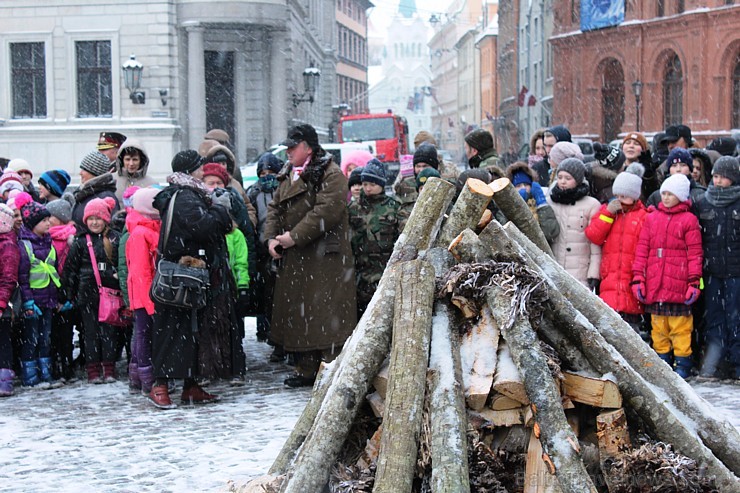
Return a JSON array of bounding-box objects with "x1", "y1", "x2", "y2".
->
[
  {"x1": 0, "y1": 319, "x2": 311, "y2": 493},
  {"x1": 0, "y1": 318, "x2": 738, "y2": 492}
]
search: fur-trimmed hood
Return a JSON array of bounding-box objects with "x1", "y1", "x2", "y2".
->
[{"x1": 506, "y1": 161, "x2": 539, "y2": 184}]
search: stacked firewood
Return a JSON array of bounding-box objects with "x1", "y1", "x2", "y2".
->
[{"x1": 234, "y1": 177, "x2": 740, "y2": 493}]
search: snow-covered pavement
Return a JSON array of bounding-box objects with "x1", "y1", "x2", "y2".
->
[{"x1": 0, "y1": 318, "x2": 737, "y2": 492}]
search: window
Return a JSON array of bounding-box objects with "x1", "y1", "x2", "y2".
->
[
  {"x1": 657, "y1": 0, "x2": 665, "y2": 17},
  {"x1": 663, "y1": 54, "x2": 683, "y2": 127},
  {"x1": 76, "y1": 40, "x2": 112, "y2": 117},
  {"x1": 11, "y1": 42, "x2": 46, "y2": 118},
  {"x1": 677, "y1": 0, "x2": 684, "y2": 13},
  {"x1": 732, "y1": 53, "x2": 740, "y2": 128}
]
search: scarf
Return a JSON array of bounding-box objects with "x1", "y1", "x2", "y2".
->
[
  {"x1": 705, "y1": 184, "x2": 740, "y2": 208},
  {"x1": 258, "y1": 174, "x2": 279, "y2": 192},
  {"x1": 549, "y1": 182, "x2": 590, "y2": 205},
  {"x1": 166, "y1": 172, "x2": 210, "y2": 194}
]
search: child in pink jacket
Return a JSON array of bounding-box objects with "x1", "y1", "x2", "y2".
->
[{"x1": 632, "y1": 174, "x2": 703, "y2": 378}]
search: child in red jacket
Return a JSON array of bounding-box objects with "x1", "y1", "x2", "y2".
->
[
  {"x1": 586, "y1": 164, "x2": 649, "y2": 339},
  {"x1": 632, "y1": 174, "x2": 703, "y2": 378}
]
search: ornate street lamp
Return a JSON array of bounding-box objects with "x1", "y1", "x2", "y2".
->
[
  {"x1": 632, "y1": 80, "x2": 643, "y2": 131},
  {"x1": 292, "y1": 67, "x2": 321, "y2": 107},
  {"x1": 122, "y1": 54, "x2": 145, "y2": 104}
]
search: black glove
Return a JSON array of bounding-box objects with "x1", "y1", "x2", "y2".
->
[
  {"x1": 235, "y1": 289, "x2": 257, "y2": 318},
  {"x1": 593, "y1": 142, "x2": 610, "y2": 162},
  {"x1": 638, "y1": 149, "x2": 653, "y2": 169},
  {"x1": 588, "y1": 278, "x2": 601, "y2": 294}
]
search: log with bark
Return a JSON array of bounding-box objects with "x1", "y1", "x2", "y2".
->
[
  {"x1": 460, "y1": 306, "x2": 500, "y2": 410},
  {"x1": 436, "y1": 177, "x2": 493, "y2": 248},
  {"x1": 503, "y1": 221, "x2": 740, "y2": 479},
  {"x1": 374, "y1": 259, "x2": 436, "y2": 493}
]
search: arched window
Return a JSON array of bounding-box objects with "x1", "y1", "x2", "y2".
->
[
  {"x1": 663, "y1": 54, "x2": 683, "y2": 127},
  {"x1": 733, "y1": 53, "x2": 740, "y2": 129},
  {"x1": 601, "y1": 58, "x2": 624, "y2": 142}
]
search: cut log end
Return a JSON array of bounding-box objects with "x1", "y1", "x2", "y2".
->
[
  {"x1": 466, "y1": 177, "x2": 495, "y2": 197},
  {"x1": 489, "y1": 177, "x2": 511, "y2": 194}
]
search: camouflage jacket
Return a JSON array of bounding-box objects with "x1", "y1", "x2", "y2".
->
[{"x1": 348, "y1": 191, "x2": 406, "y2": 298}]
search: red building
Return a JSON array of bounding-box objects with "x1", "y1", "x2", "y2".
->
[{"x1": 550, "y1": 1, "x2": 740, "y2": 145}]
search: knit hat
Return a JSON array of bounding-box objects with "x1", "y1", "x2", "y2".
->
[
  {"x1": 202, "y1": 163, "x2": 230, "y2": 187},
  {"x1": 511, "y1": 171, "x2": 532, "y2": 187},
  {"x1": 464, "y1": 129, "x2": 494, "y2": 153},
  {"x1": 707, "y1": 137, "x2": 737, "y2": 157},
  {"x1": 38, "y1": 169, "x2": 71, "y2": 197},
  {"x1": 204, "y1": 129, "x2": 230, "y2": 145},
  {"x1": 556, "y1": 158, "x2": 587, "y2": 184},
  {"x1": 360, "y1": 159, "x2": 387, "y2": 187},
  {"x1": 17, "y1": 192, "x2": 50, "y2": 230},
  {"x1": 0, "y1": 168, "x2": 22, "y2": 187},
  {"x1": 80, "y1": 151, "x2": 112, "y2": 177},
  {"x1": 132, "y1": 187, "x2": 161, "y2": 220},
  {"x1": 171, "y1": 149, "x2": 205, "y2": 174},
  {"x1": 0, "y1": 203, "x2": 14, "y2": 234},
  {"x1": 0, "y1": 180, "x2": 23, "y2": 197},
  {"x1": 546, "y1": 125, "x2": 572, "y2": 143},
  {"x1": 83, "y1": 197, "x2": 116, "y2": 224},
  {"x1": 8, "y1": 159, "x2": 32, "y2": 178},
  {"x1": 45, "y1": 196, "x2": 73, "y2": 224},
  {"x1": 122, "y1": 186, "x2": 140, "y2": 209},
  {"x1": 612, "y1": 163, "x2": 645, "y2": 200},
  {"x1": 595, "y1": 143, "x2": 626, "y2": 171},
  {"x1": 667, "y1": 148, "x2": 693, "y2": 172},
  {"x1": 416, "y1": 167, "x2": 441, "y2": 191},
  {"x1": 549, "y1": 141, "x2": 584, "y2": 166},
  {"x1": 413, "y1": 143, "x2": 440, "y2": 170},
  {"x1": 413, "y1": 130, "x2": 437, "y2": 149},
  {"x1": 257, "y1": 152, "x2": 284, "y2": 175},
  {"x1": 348, "y1": 167, "x2": 363, "y2": 189},
  {"x1": 660, "y1": 173, "x2": 690, "y2": 202},
  {"x1": 622, "y1": 132, "x2": 649, "y2": 152},
  {"x1": 712, "y1": 156, "x2": 740, "y2": 185}
]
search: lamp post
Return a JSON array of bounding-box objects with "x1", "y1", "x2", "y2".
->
[
  {"x1": 292, "y1": 67, "x2": 321, "y2": 108},
  {"x1": 122, "y1": 54, "x2": 145, "y2": 104},
  {"x1": 632, "y1": 80, "x2": 643, "y2": 131}
]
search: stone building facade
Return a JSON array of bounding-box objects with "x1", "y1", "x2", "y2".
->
[
  {"x1": 0, "y1": 0, "x2": 338, "y2": 181},
  {"x1": 550, "y1": 1, "x2": 740, "y2": 144},
  {"x1": 336, "y1": 0, "x2": 372, "y2": 115}
]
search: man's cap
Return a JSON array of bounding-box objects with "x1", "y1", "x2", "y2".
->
[
  {"x1": 97, "y1": 132, "x2": 127, "y2": 150},
  {"x1": 661, "y1": 125, "x2": 692, "y2": 145},
  {"x1": 280, "y1": 124, "x2": 319, "y2": 148}
]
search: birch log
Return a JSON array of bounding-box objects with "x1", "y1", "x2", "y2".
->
[
  {"x1": 374, "y1": 260, "x2": 436, "y2": 493},
  {"x1": 488, "y1": 177, "x2": 553, "y2": 257},
  {"x1": 436, "y1": 178, "x2": 493, "y2": 248},
  {"x1": 486, "y1": 285, "x2": 597, "y2": 493},
  {"x1": 277, "y1": 178, "x2": 455, "y2": 493},
  {"x1": 505, "y1": 222, "x2": 740, "y2": 479}
]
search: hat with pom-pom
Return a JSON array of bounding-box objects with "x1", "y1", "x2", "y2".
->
[
  {"x1": 612, "y1": 163, "x2": 645, "y2": 200},
  {"x1": 660, "y1": 173, "x2": 691, "y2": 202},
  {"x1": 122, "y1": 186, "x2": 140, "y2": 209},
  {"x1": 0, "y1": 203, "x2": 14, "y2": 234},
  {"x1": 83, "y1": 197, "x2": 116, "y2": 224},
  {"x1": 18, "y1": 192, "x2": 51, "y2": 230}
]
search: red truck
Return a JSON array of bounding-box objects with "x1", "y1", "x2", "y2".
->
[{"x1": 337, "y1": 111, "x2": 409, "y2": 183}]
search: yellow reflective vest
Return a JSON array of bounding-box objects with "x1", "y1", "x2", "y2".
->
[{"x1": 21, "y1": 240, "x2": 61, "y2": 290}]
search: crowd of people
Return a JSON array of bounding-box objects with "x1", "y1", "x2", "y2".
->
[{"x1": 0, "y1": 121, "x2": 737, "y2": 409}]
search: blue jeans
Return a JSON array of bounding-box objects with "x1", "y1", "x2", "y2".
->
[
  {"x1": 21, "y1": 307, "x2": 52, "y2": 361},
  {"x1": 703, "y1": 276, "x2": 739, "y2": 375}
]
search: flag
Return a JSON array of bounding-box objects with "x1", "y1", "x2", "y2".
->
[
  {"x1": 407, "y1": 96, "x2": 415, "y2": 111},
  {"x1": 517, "y1": 86, "x2": 537, "y2": 107},
  {"x1": 448, "y1": 117, "x2": 455, "y2": 128},
  {"x1": 485, "y1": 111, "x2": 494, "y2": 121}
]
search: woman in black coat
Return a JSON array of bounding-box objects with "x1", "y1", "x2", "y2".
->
[
  {"x1": 148, "y1": 150, "x2": 232, "y2": 409},
  {"x1": 71, "y1": 151, "x2": 120, "y2": 228}
]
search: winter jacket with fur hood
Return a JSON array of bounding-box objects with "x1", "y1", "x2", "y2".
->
[
  {"x1": 585, "y1": 201, "x2": 648, "y2": 314},
  {"x1": 505, "y1": 162, "x2": 560, "y2": 243},
  {"x1": 632, "y1": 201, "x2": 703, "y2": 305},
  {"x1": 115, "y1": 138, "x2": 156, "y2": 202}
]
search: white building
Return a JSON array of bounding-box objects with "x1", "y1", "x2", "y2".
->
[{"x1": 0, "y1": 0, "x2": 337, "y2": 181}]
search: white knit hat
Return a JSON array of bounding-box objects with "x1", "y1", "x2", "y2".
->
[
  {"x1": 660, "y1": 173, "x2": 690, "y2": 202},
  {"x1": 612, "y1": 163, "x2": 645, "y2": 200},
  {"x1": 0, "y1": 203, "x2": 14, "y2": 233}
]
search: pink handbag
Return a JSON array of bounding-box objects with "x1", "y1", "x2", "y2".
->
[{"x1": 86, "y1": 235, "x2": 127, "y2": 327}]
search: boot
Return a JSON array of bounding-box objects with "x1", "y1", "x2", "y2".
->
[
  {"x1": 674, "y1": 356, "x2": 694, "y2": 379},
  {"x1": 148, "y1": 384, "x2": 177, "y2": 409},
  {"x1": 21, "y1": 360, "x2": 41, "y2": 387},
  {"x1": 656, "y1": 352, "x2": 673, "y2": 368},
  {"x1": 0, "y1": 368, "x2": 15, "y2": 397},
  {"x1": 38, "y1": 357, "x2": 63, "y2": 388},
  {"x1": 138, "y1": 366, "x2": 154, "y2": 395},
  {"x1": 102, "y1": 362, "x2": 116, "y2": 383},
  {"x1": 86, "y1": 363, "x2": 103, "y2": 384},
  {"x1": 181, "y1": 383, "x2": 220, "y2": 404},
  {"x1": 128, "y1": 361, "x2": 141, "y2": 394},
  {"x1": 699, "y1": 343, "x2": 723, "y2": 379}
]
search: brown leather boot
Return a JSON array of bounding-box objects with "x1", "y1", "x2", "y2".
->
[
  {"x1": 181, "y1": 384, "x2": 220, "y2": 404},
  {"x1": 86, "y1": 363, "x2": 103, "y2": 384},
  {"x1": 148, "y1": 384, "x2": 177, "y2": 409},
  {"x1": 102, "y1": 362, "x2": 116, "y2": 383}
]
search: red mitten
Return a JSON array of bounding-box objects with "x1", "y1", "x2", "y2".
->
[
  {"x1": 684, "y1": 285, "x2": 700, "y2": 305},
  {"x1": 631, "y1": 282, "x2": 646, "y2": 303}
]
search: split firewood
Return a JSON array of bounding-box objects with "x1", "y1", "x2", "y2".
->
[
  {"x1": 561, "y1": 371, "x2": 622, "y2": 409},
  {"x1": 487, "y1": 221, "x2": 739, "y2": 490},
  {"x1": 504, "y1": 221, "x2": 740, "y2": 481},
  {"x1": 366, "y1": 391, "x2": 384, "y2": 418},
  {"x1": 275, "y1": 179, "x2": 456, "y2": 493},
  {"x1": 460, "y1": 306, "x2": 500, "y2": 410},
  {"x1": 356, "y1": 426, "x2": 383, "y2": 470},
  {"x1": 488, "y1": 177, "x2": 554, "y2": 257},
  {"x1": 449, "y1": 228, "x2": 492, "y2": 263},
  {"x1": 436, "y1": 177, "x2": 493, "y2": 247},
  {"x1": 477, "y1": 208, "x2": 493, "y2": 230},
  {"x1": 493, "y1": 341, "x2": 529, "y2": 406},
  {"x1": 472, "y1": 406, "x2": 534, "y2": 427},
  {"x1": 490, "y1": 393, "x2": 523, "y2": 411},
  {"x1": 428, "y1": 302, "x2": 471, "y2": 493},
  {"x1": 372, "y1": 360, "x2": 389, "y2": 399},
  {"x1": 374, "y1": 259, "x2": 436, "y2": 493},
  {"x1": 596, "y1": 408, "x2": 631, "y2": 492},
  {"x1": 486, "y1": 284, "x2": 597, "y2": 493},
  {"x1": 524, "y1": 432, "x2": 562, "y2": 493}
]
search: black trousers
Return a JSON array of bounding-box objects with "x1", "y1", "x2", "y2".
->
[{"x1": 81, "y1": 305, "x2": 117, "y2": 364}]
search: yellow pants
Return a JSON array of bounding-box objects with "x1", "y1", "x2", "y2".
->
[{"x1": 651, "y1": 314, "x2": 693, "y2": 357}]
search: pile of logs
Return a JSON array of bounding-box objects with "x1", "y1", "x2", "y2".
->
[{"x1": 235, "y1": 177, "x2": 740, "y2": 493}]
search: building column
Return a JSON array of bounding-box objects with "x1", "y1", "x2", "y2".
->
[
  {"x1": 186, "y1": 24, "x2": 206, "y2": 149},
  {"x1": 235, "y1": 45, "x2": 249, "y2": 165},
  {"x1": 270, "y1": 32, "x2": 288, "y2": 145}
]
